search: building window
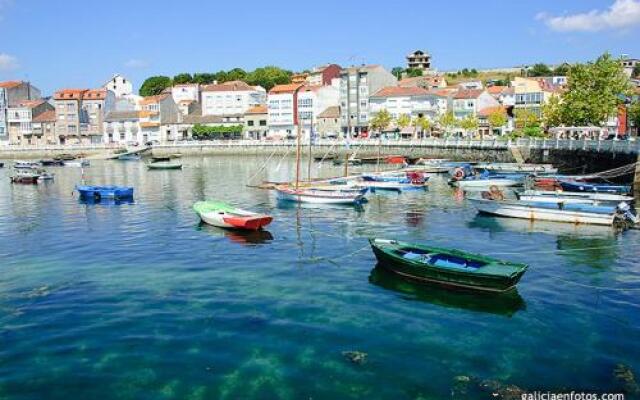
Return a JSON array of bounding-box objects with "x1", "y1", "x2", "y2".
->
[
  {"x1": 259, "y1": 120, "x2": 266, "y2": 126},
  {"x1": 248, "y1": 120, "x2": 254, "y2": 126}
]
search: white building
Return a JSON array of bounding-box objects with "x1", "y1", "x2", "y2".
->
[
  {"x1": 297, "y1": 85, "x2": 340, "y2": 140},
  {"x1": 267, "y1": 83, "x2": 303, "y2": 138},
  {"x1": 102, "y1": 74, "x2": 133, "y2": 97},
  {"x1": 370, "y1": 86, "x2": 447, "y2": 122},
  {"x1": 171, "y1": 84, "x2": 200, "y2": 104},
  {"x1": 201, "y1": 81, "x2": 266, "y2": 116},
  {"x1": 452, "y1": 89, "x2": 500, "y2": 119},
  {"x1": 103, "y1": 111, "x2": 142, "y2": 145}
]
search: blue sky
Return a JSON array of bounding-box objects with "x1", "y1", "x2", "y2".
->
[{"x1": 0, "y1": 0, "x2": 639, "y2": 94}]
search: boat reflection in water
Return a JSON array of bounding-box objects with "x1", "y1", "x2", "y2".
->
[
  {"x1": 197, "y1": 222, "x2": 274, "y2": 245},
  {"x1": 368, "y1": 266, "x2": 525, "y2": 317},
  {"x1": 78, "y1": 197, "x2": 135, "y2": 206}
]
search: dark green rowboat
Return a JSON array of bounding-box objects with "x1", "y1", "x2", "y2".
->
[{"x1": 369, "y1": 239, "x2": 528, "y2": 292}]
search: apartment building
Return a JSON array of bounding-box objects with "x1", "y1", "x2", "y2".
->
[
  {"x1": 103, "y1": 111, "x2": 142, "y2": 145},
  {"x1": 297, "y1": 85, "x2": 340, "y2": 140},
  {"x1": 452, "y1": 89, "x2": 500, "y2": 119},
  {"x1": 339, "y1": 65, "x2": 397, "y2": 136},
  {"x1": 369, "y1": 86, "x2": 447, "y2": 122},
  {"x1": 6, "y1": 99, "x2": 55, "y2": 145},
  {"x1": 102, "y1": 74, "x2": 133, "y2": 97},
  {"x1": 406, "y1": 50, "x2": 432, "y2": 72},
  {"x1": 267, "y1": 83, "x2": 303, "y2": 138},
  {"x1": 201, "y1": 81, "x2": 266, "y2": 116},
  {"x1": 53, "y1": 88, "x2": 114, "y2": 144},
  {"x1": 32, "y1": 110, "x2": 57, "y2": 145},
  {"x1": 138, "y1": 94, "x2": 182, "y2": 143},
  {"x1": 306, "y1": 64, "x2": 342, "y2": 86},
  {"x1": 0, "y1": 81, "x2": 41, "y2": 142}
]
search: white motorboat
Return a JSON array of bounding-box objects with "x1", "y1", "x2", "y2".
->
[
  {"x1": 468, "y1": 198, "x2": 637, "y2": 226},
  {"x1": 451, "y1": 177, "x2": 522, "y2": 189},
  {"x1": 475, "y1": 163, "x2": 558, "y2": 174},
  {"x1": 516, "y1": 190, "x2": 634, "y2": 205},
  {"x1": 64, "y1": 159, "x2": 90, "y2": 167}
]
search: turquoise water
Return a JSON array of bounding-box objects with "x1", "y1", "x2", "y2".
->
[{"x1": 0, "y1": 156, "x2": 639, "y2": 399}]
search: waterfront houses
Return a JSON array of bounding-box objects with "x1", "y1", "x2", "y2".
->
[
  {"x1": 267, "y1": 83, "x2": 303, "y2": 138},
  {"x1": 339, "y1": 65, "x2": 397, "y2": 136},
  {"x1": 6, "y1": 99, "x2": 55, "y2": 145},
  {"x1": 0, "y1": 81, "x2": 41, "y2": 143},
  {"x1": 370, "y1": 86, "x2": 446, "y2": 122},
  {"x1": 244, "y1": 105, "x2": 268, "y2": 139},
  {"x1": 316, "y1": 106, "x2": 340, "y2": 138},
  {"x1": 53, "y1": 88, "x2": 115, "y2": 145},
  {"x1": 31, "y1": 110, "x2": 57, "y2": 145},
  {"x1": 103, "y1": 110, "x2": 142, "y2": 145},
  {"x1": 138, "y1": 94, "x2": 182, "y2": 143},
  {"x1": 452, "y1": 89, "x2": 500, "y2": 120},
  {"x1": 201, "y1": 81, "x2": 266, "y2": 116},
  {"x1": 297, "y1": 85, "x2": 340, "y2": 140}
]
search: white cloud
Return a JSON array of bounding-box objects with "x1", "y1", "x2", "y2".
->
[
  {"x1": 537, "y1": 0, "x2": 640, "y2": 32},
  {"x1": 0, "y1": 53, "x2": 19, "y2": 71},
  {"x1": 124, "y1": 59, "x2": 149, "y2": 69}
]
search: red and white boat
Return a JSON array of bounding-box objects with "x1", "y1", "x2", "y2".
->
[{"x1": 193, "y1": 201, "x2": 272, "y2": 230}]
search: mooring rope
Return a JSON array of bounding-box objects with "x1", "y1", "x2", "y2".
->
[{"x1": 246, "y1": 147, "x2": 279, "y2": 184}]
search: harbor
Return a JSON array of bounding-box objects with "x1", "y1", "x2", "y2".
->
[{"x1": 1, "y1": 155, "x2": 640, "y2": 398}]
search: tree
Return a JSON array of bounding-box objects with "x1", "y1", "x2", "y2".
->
[
  {"x1": 632, "y1": 64, "x2": 640, "y2": 78},
  {"x1": 438, "y1": 111, "x2": 457, "y2": 137},
  {"x1": 542, "y1": 94, "x2": 563, "y2": 128},
  {"x1": 192, "y1": 73, "x2": 217, "y2": 84},
  {"x1": 487, "y1": 109, "x2": 508, "y2": 133},
  {"x1": 553, "y1": 63, "x2": 570, "y2": 76},
  {"x1": 396, "y1": 113, "x2": 412, "y2": 129},
  {"x1": 246, "y1": 66, "x2": 292, "y2": 91},
  {"x1": 226, "y1": 68, "x2": 247, "y2": 82},
  {"x1": 629, "y1": 101, "x2": 640, "y2": 132},
  {"x1": 514, "y1": 109, "x2": 539, "y2": 129},
  {"x1": 139, "y1": 76, "x2": 172, "y2": 97},
  {"x1": 173, "y1": 73, "x2": 193, "y2": 84},
  {"x1": 391, "y1": 67, "x2": 404, "y2": 78},
  {"x1": 406, "y1": 68, "x2": 423, "y2": 78},
  {"x1": 459, "y1": 115, "x2": 479, "y2": 137},
  {"x1": 413, "y1": 116, "x2": 431, "y2": 136},
  {"x1": 559, "y1": 53, "x2": 632, "y2": 126},
  {"x1": 370, "y1": 109, "x2": 393, "y2": 133},
  {"x1": 528, "y1": 63, "x2": 552, "y2": 77}
]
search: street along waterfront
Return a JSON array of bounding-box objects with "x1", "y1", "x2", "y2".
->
[{"x1": 0, "y1": 156, "x2": 639, "y2": 399}]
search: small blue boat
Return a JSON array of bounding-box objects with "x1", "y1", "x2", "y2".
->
[
  {"x1": 75, "y1": 185, "x2": 134, "y2": 199},
  {"x1": 559, "y1": 180, "x2": 631, "y2": 195},
  {"x1": 117, "y1": 154, "x2": 141, "y2": 161}
]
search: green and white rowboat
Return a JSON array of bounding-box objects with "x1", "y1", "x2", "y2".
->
[{"x1": 147, "y1": 162, "x2": 183, "y2": 170}]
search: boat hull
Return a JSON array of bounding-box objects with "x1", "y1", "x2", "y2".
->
[
  {"x1": 469, "y1": 198, "x2": 616, "y2": 225},
  {"x1": 517, "y1": 190, "x2": 634, "y2": 204},
  {"x1": 559, "y1": 181, "x2": 631, "y2": 195},
  {"x1": 194, "y1": 201, "x2": 273, "y2": 230},
  {"x1": 452, "y1": 178, "x2": 521, "y2": 188},
  {"x1": 370, "y1": 239, "x2": 527, "y2": 293},
  {"x1": 147, "y1": 162, "x2": 182, "y2": 170},
  {"x1": 276, "y1": 188, "x2": 365, "y2": 204}
]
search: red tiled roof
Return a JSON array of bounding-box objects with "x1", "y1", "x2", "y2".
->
[
  {"x1": 398, "y1": 76, "x2": 444, "y2": 87},
  {"x1": 0, "y1": 80, "x2": 22, "y2": 89},
  {"x1": 453, "y1": 89, "x2": 484, "y2": 99},
  {"x1": 83, "y1": 89, "x2": 108, "y2": 100},
  {"x1": 246, "y1": 105, "x2": 267, "y2": 114},
  {"x1": 487, "y1": 86, "x2": 507, "y2": 95},
  {"x1": 202, "y1": 80, "x2": 254, "y2": 92},
  {"x1": 14, "y1": 99, "x2": 46, "y2": 108},
  {"x1": 33, "y1": 110, "x2": 56, "y2": 122},
  {"x1": 54, "y1": 89, "x2": 87, "y2": 100},
  {"x1": 269, "y1": 83, "x2": 303, "y2": 94},
  {"x1": 318, "y1": 106, "x2": 340, "y2": 118},
  {"x1": 478, "y1": 106, "x2": 507, "y2": 117},
  {"x1": 371, "y1": 86, "x2": 430, "y2": 97},
  {"x1": 140, "y1": 94, "x2": 169, "y2": 105}
]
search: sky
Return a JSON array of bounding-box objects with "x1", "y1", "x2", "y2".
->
[{"x1": 0, "y1": 0, "x2": 639, "y2": 94}]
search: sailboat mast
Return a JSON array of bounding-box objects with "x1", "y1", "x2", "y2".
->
[
  {"x1": 307, "y1": 113, "x2": 313, "y2": 181},
  {"x1": 295, "y1": 109, "x2": 302, "y2": 190}
]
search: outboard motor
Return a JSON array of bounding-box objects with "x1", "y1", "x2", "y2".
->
[{"x1": 614, "y1": 202, "x2": 639, "y2": 228}]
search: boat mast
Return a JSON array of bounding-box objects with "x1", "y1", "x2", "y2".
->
[
  {"x1": 295, "y1": 91, "x2": 302, "y2": 190},
  {"x1": 307, "y1": 113, "x2": 313, "y2": 180}
]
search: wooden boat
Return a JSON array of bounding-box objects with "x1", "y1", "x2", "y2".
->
[
  {"x1": 75, "y1": 185, "x2": 134, "y2": 200},
  {"x1": 150, "y1": 156, "x2": 171, "y2": 163},
  {"x1": 64, "y1": 159, "x2": 90, "y2": 167},
  {"x1": 276, "y1": 187, "x2": 366, "y2": 204},
  {"x1": 40, "y1": 159, "x2": 65, "y2": 166},
  {"x1": 37, "y1": 169, "x2": 55, "y2": 181},
  {"x1": 516, "y1": 190, "x2": 634, "y2": 204},
  {"x1": 147, "y1": 162, "x2": 182, "y2": 170},
  {"x1": 369, "y1": 238, "x2": 528, "y2": 292},
  {"x1": 193, "y1": 201, "x2": 272, "y2": 230},
  {"x1": 359, "y1": 181, "x2": 428, "y2": 192},
  {"x1": 117, "y1": 154, "x2": 141, "y2": 161},
  {"x1": 559, "y1": 180, "x2": 631, "y2": 195},
  {"x1": 468, "y1": 198, "x2": 638, "y2": 226},
  {"x1": 10, "y1": 168, "x2": 41, "y2": 184}
]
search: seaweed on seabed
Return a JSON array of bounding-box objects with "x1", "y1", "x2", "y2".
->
[
  {"x1": 342, "y1": 350, "x2": 367, "y2": 365},
  {"x1": 613, "y1": 364, "x2": 640, "y2": 396},
  {"x1": 451, "y1": 375, "x2": 525, "y2": 400}
]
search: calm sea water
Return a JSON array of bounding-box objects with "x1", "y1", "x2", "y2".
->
[{"x1": 0, "y1": 156, "x2": 639, "y2": 400}]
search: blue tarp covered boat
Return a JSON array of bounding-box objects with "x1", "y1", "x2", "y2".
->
[
  {"x1": 75, "y1": 185, "x2": 134, "y2": 199},
  {"x1": 559, "y1": 180, "x2": 631, "y2": 195}
]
